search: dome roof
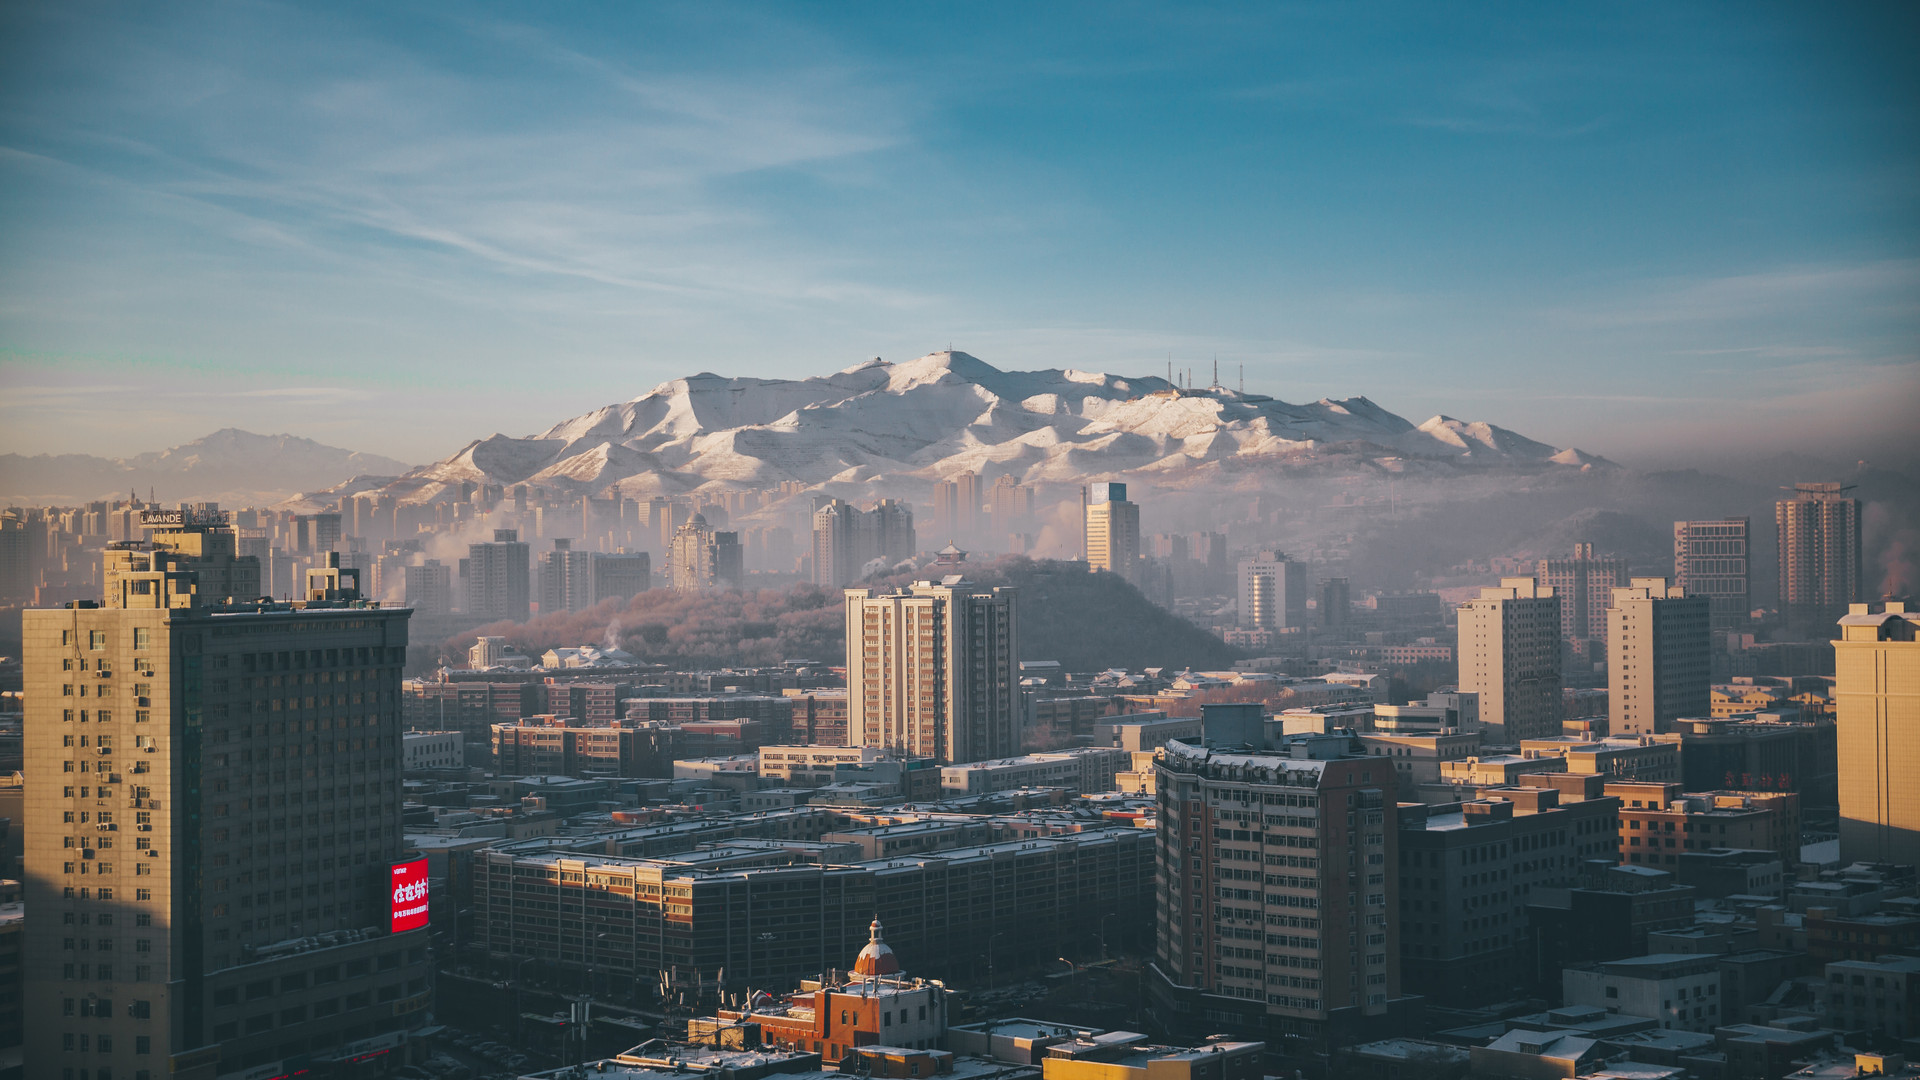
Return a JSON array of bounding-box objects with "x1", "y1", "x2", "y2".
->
[{"x1": 852, "y1": 916, "x2": 901, "y2": 977}]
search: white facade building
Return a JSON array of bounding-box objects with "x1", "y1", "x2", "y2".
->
[{"x1": 404, "y1": 730, "x2": 466, "y2": 771}]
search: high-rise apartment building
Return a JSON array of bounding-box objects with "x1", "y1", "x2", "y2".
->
[
  {"x1": 1457, "y1": 578, "x2": 1563, "y2": 744},
  {"x1": 22, "y1": 524, "x2": 429, "y2": 1079},
  {"x1": 1151, "y1": 738, "x2": 1410, "y2": 1048},
  {"x1": 867, "y1": 498, "x2": 916, "y2": 567},
  {"x1": 590, "y1": 550, "x2": 651, "y2": 604},
  {"x1": 1778, "y1": 483, "x2": 1864, "y2": 631},
  {"x1": 1238, "y1": 552, "x2": 1304, "y2": 630},
  {"x1": 402, "y1": 559, "x2": 452, "y2": 618},
  {"x1": 989, "y1": 474, "x2": 1033, "y2": 532},
  {"x1": 538, "y1": 538, "x2": 595, "y2": 614},
  {"x1": 1608, "y1": 577, "x2": 1712, "y2": 736},
  {"x1": 843, "y1": 579, "x2": 1018, "y2": 764},
  {"x1": 1085, "y1": 482, "x2": 1140, "y2": 580},
  {"x1": 1538, "y1": 543, "x2": 1630, "y2": 658},
  {"x1": 812, "y1": 500, "x2": 861, "y2": 589},
  {"x1": 812, "y1": 500, "x2": 917, "y2": 589},
  {"x1": 1673, "y1": 518, "x2": 1751, "y2": 630},
  {"x1": 1834, "y1": 602, "x2": 1920, "y2": 866},
  {"x1": 930, "y1": 472, "x2": 983, "y2": 544},
  {"x1": 466, "y1": 528, "x2": 530, "y2": 622}
]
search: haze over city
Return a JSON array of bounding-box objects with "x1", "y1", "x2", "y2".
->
[{"x1": 0, "y1": 6, "x2": 1917, "y2": 1080}]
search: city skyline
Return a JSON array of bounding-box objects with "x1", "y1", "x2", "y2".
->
[
  {"x1": 1, "y1": 4, "x2": 1914, "y2": 467},
  {"x1": 3, "y1": 6, "x2": 1918, "y2": 1075}
]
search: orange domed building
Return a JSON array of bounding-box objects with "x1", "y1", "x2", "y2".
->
[{"x1": 712, "y1": 917, "x2": 952, "y2": 1062}]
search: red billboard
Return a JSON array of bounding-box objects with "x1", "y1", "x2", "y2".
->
[{"x1": 389, "y1": 857, "x2": 429, "y2": 934}]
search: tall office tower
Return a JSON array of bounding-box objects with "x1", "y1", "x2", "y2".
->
[
  {"x1": 1778, "y1": 483, "x2": 1864, "y2": 632},
  {"x1": 1085, "y1": 481, "x2": 1141, "y2": 579},
  {"x1": 669, "y1": 515, "x2": 742, "y2": 592},
  {"x1": 404, "y1": 558, "x2": 453, "y2": 617},
  {"x1": 1320, "y1": 578, "x2": 1351, "y2": 630},
  {"x1": 1152, "y1": 739, "x2": 1407, "y2": 1047},
  {"x1": 590, "y1": 551, "x2": 651, "y2": 604},
  {"x1": 22, "y1": 537, "x2": 428, "y2": 1079},
  {"x1": 1238, "y1": 551, "x2": 1305, "y2": 630},
  {"x1": 467, "y1": 528, "x2": 531, "y2": 622},
  {"x1": 1457, "y1": 578, "x2": 1563, "y2": 744},
  {"x1": 538, "y1": 538, "x2": 595, "y2": 614},
  {"x1": 843, "y1": 579, "x2": 1018, "y2": 764},
  {"x1": 1673, "y1": 518, "x2": 1752, "y2": 630},
  {"x1": 1607, "y1": 578, "x2": 1711, "y2": 736},
  {"x1": 1834, "y1": 602, "x2": 1920, "y2": 866},
  {"x1": 1537, "y1": 543, "x2": 1631, "y2": 658}
]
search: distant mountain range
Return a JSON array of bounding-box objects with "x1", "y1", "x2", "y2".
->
[
  {"x1": 0, "y1": 429, "x2": 413, "y2": 505},
  {"x1": 365, "y1": 350, "x2": 1608, "y2": 504}
]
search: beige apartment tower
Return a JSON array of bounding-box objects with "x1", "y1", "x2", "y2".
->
[
  {"x1": 1457, "y1": 578, "x2": 1563, "y2": 744},
  {"x1": 1834, "y1": 602, "x2": 1920, "y2": 867},
  {"x1": 1084, "y1": 481, "x2": 1140, "y2": 580},
  {"x1": 1608, "y1": 577, "x2": 1712, "y2": 735},
  {"x1": 844, "y1": 578, "x2": 1018, "y2": 764},
  {"x1": 23, "y1": 516, "x2": 429, "y2": 1079}
]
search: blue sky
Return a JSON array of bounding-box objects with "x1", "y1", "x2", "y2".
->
[{"x1": 1, "y1": 2, "x2": 1914, "y2": 467}]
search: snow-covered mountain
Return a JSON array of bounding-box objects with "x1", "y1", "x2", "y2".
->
[
  {"x1": 0, "y1": 429, "x2": 412, "y2": 505},
  {"x1": 373, "y1": 351, "x2": 1608, "y2": 503}
]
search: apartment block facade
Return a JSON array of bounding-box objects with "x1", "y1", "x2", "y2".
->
[
  {"x1": 1778, "y1": 483, "x2": 1865, "y2": 632},
  {"x1": 1608, "y1": 578, "x2": 1712, "y2": 736},
  {"x1": 1397, "y1": 788, "x2": 1623, "y2": 1005},
  {"x1": 1457, "y1": 578, "x2": 1564, "y2": 744},
  {"x1": 1673, "y1": 518, "x2": 1751, "y2": 630},
  {"x1": 1151, "y1": 739, "x2": 1412, "y2": 1048},
  {"x1": 473, "y1": 828, "x2": 1151, "y2": 994},
  {"x1": 844, "y1": 580, "x2": 1019, "y2": 764},
  {"x1": 1834, "y1": 602, "x2": 1920, "y2": 866},
  {"x1": 23, "y1": 522, "x2": 429, "y2": 1079}
]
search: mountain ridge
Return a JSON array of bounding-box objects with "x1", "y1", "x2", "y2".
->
[
  {"x1": 0, "y1": 428, "x2": 413, "y2": 504},
  {"x1": 368, "y1": 351, "x2": 1609, "y2": 504}
]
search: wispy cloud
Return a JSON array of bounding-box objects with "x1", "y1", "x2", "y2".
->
[{"x1": 1548, "y1": 260, "x2": 1920, "y2": 330}]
